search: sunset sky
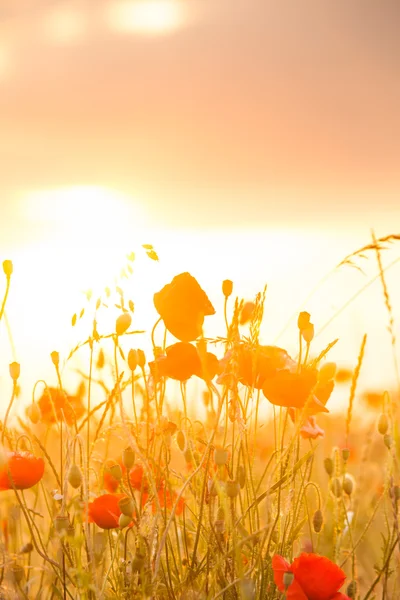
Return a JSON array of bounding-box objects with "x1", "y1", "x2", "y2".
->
[{"x1": 1, "y1": 0, "x2": 400, "y2": 409}]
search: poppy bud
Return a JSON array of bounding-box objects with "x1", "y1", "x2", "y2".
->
[
  {"x1": 313, "y1": 509, "x2": 324, "y2": 533},
  {"x1": 297, "y1": 311, "x2": 311, "y2": 331},
  {"x1": 283, "y1": 571, "x2": 294, "y2": 588},
  {"x1": 302, "y1": 323, "x2": 314, "y2": 344},
  {"x1": 118, "y1": 496, "x2": 134, "y2": 517},
  {"x1": 54, "y1": 515, "x2": 69, "y2": 534},
  {"x1": 226, "y1": 480, "x2": 240, "y2": 498},
  {"x1": 128, "y1": 349, "x2": 137, "y2": 372},
  {"x1": 324, "y1": 457, "x2": 334, "y2": 477},
  {"x1": 330, "y1": 477, "x2": 342, "y2": 498},
  {"x1": 26, "y1": 402, "x2": 41, "y2": 424},
  {"x1": 346, "y1": 580, "x2": 358, "y2": 599},
  {"x1": 2, "y1": 260, "x2": 13, "y2": 278},
  {"x1": 10, "y1": 564, "x2": 24, "y2": 584},
  {"x1": 96, "y1": 348, "x2": 105, "y2": 370},
  {"x1": 222, "y1": 280, "x2": 233, "y2": 298},
  {"x1": 116, "y1": 313, "x2": 132, "y2": 336},
  {"x1": 119, "y1": 514, "x2": 132, "y2": 529},
  {"x1": 19, "y1": 542, "x2": 33, "y2": 554},
  {"x1": 109, "y1": 464, "x2": 122, "y2": 481},
  {"x1": 122, "y1": 446, "x2": 135, "y2": 470},
  {"x1": 343, "y1": 475, "x2": 354, "y2": 496},
  {"x1": 378, "y1": 414, "x2": 389, "y2": 435},
  {"x1": 177, "y1": 430, "x2": 186, "y2": 452},
  {"x1": 68, "y1": 464, "x2": 83, "y2": 489},
  {"x1": 214, "y1": 447, "x2": 228, "y2": 466},
  {"x1": 237, "y1": 465, "x2": 246, "y2": 489},
  {"x1": 384, "y1": 434, "x2": 393, "y2": 449},
  {"x1": 9, "y1": 362, "x2": 20, "y2": 381},
  {"x1": 342, "y1": 448, "x2": 350, "y2": 462},
  {"x1": 136, "y1": 349, "x2": 146, "y2": 369},
  {"x1": 50, "y1": 351, "x2": 59, "y2": 367}
]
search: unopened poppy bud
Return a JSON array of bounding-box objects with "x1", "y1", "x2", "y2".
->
[
  {"x1": 119, "y1": 514, "x2": 132, "y2": 529},
  {"x1": 136, "y1": 349, "x2": 146, "y2": 369},
  {"x1": 26, "y1": 402, "x2": 41, "y2": 424},
  {"x1": 343, "y1": 475, "x2": 354, "y2": 496},
  {"x1": 9, "y1": 362, "x2": 20, "y2": 381},
  {"x1": 118, "y1": 497, "x2": 134, "y2": 517},
  {"x1": 324, "y1": 457, "x2": 334, "y2": 477},
  {"x1": 96, "y1": 348, "x2": 105, "y2": 369},
  {"x1": 384, "y1": 434, "x2": 393, "y2": 449},
  {"x1": 378, "y1": 414, "x2": 389, "y2": 435},
  {"x1": 116, "y1": 312, "x2": 132, "y2": 336},
  {"x1": 68, "y1": 464, "x2": 83, "y2": 489},
  {"x1": 342, "y1": 448, "x2": 350, "y2": 462},
  {"x1": 302, "y1": 323, "x2": 314, "y2": 344},
  {"x1": 50, "y1": 351, "x2": 59, "y2": 367},
  {"x1": 177, "y1": 430, "x2": 186, "y2": 452},
  {"x1": 10, "y1": 564, "x2": 24, "y2": 584},
  {"x1": 313, "y1": 509, "x2": 324, "y2": 533},
  {"x1": 297, "y1": 311, "x2": 311, "y2": 331},
  {"x1": 222, "y1": 280, "x2": 233, "y2": 298},
  {"x1": 346, "y1": 580, "x2": 358, "y2": 599},
  {"x1": 330, "y1": 477, "x2": 342, "y2": 497},
  {"x1": 237, "y1": 465, "x2": 246, "y2": 489},
  {"x1": 109, "y1": 464, "x2": 122, "y2": 481},
  {"x1": 214, "y1": 447, "x2": 228, "y2": 466},
  {"x1": 283, "y1": 571, "x2": 294, "y2": 588},
  {"x1": 122, "y1": 446, "x2": 135, "y2": 470},
  {"x1": 226, "y1": 480, "x2": 240, "y2": 498},
  {"x1": 54, "y1": 515, "x2": 69, "y2": 533},
  {"x1": 2, "y1": 260, "x2": 13, "y2": 278},
  {"x1": 127, "y1": 349, "x2": 137, "y2": 371},
  {"x1": 19, "y1": 542, "x2": 33, "y2": 554}
]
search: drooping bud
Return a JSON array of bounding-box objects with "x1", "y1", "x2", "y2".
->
[
  {"x1": 118, "y1": 496, "x2": 134, "y2": 517},
  {"x1": 2, "y1": 260, "x2": 13, "y2": 278},
  {"x1": 116, "y1": 312, "x2": 132, "y2": 336},
  {"x1": 239, "y1": 301, "x2": 255, "y2": 326},
  {"x1": 378, "y1": 414, "x2": 389, "y2": 435},
  {"x1": 128, "y1": 349, "x2": 138, "y2": 372},
  {"x1": 19, "y1": 542, "x2": 33, "y2": 554},
  {"x1": 343, "y1": 475, "x2": 354, "y2": 496},
  {"x1": 9, "y1": 362, "x2": 20, "y2": 381},
  {"x1": 122, "y1": 446, "x2": 135, "y2": 470},
  {"x1": 313, "y1": 509, "x2": 324, "y2": 533},
  {"x1": 222, "y1": 280, "x2": 233, "y2": 298},
  {"x1": 50, "y1": 351, "x2": 60, "y2": 367},
  {"x1": 68, "y1": 464, "x2": 83, "y2": 489},
  {"x1": 283, "y1": 571, "x2": 294, "y2": 588},
  {"x1": 324, "y1": 457, "x2": 334, "y2": 477},
  {"x1": 26, "y1": 402, "x2": 41, "y2": 424},
  {"x1": 346, "y1": 580, "x2": 358, "y2": 599},
  {"x1": 330, "y1": 477, "x2": 342, "y2": 498}
]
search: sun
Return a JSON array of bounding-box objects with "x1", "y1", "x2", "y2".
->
[{"x1": 107, "y1": 0, "x2": 187, "y2": 36}]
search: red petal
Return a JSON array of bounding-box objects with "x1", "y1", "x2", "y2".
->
[{"x1": 291, "y1": 554, "x2": 346, "y2": 600}]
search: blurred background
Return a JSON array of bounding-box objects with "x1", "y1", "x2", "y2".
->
[{"x1": 1, "y1": 0, "x2": 400, "y2": 411}]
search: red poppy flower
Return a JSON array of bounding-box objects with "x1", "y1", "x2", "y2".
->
[
  {"x1": 272, "y1": 553, "x2": 351, "y2": 600},
  {"x1": 103, "y1": 459, "x2": 127, "y2": 493},
  {"x1": 88, "y1": 493, "x2": 129, "y2": 529},
  {"x1": 0, "y1": 451, "x2": 44, "y2": 491},
  {"x1": 129, "y1": 463, "x2": 157, "y2": 493},
  {"x1": 141, "y1": 487, "x2": 185, "y2": 516},
  {"x1": 37, "y1": 387, "x2": 85, "y2": 425},
  {"x1": 149, "y1": 342, "x2": 219, "y2": 382},
  {"x1": 154, "y1": 273, "x2": 215, "y2": 342}
]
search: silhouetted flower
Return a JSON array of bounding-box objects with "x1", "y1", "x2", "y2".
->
[
  {"x1": 272, "y1": 553, "x2": 350, "y2": 599},
  {"x1": 149, "y1": 342, "x2": 219, "y2": 382},
  {"x1": 37, "y1": 387, "x2": 85, "y2": 425},
  {"x1": 0, "y1": 451, "x2": 44, "y2": 491},
  {"x1": 154, "y1": 273, "x2": 215, "y2": 342}
]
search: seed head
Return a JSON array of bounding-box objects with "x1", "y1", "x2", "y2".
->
[{"x1": 118, "y1": 496, "x2": 134, "y2": 517}]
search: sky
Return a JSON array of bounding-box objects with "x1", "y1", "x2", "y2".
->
[{"x1": 0, "y1": 0, "x2": 400, "y2": 412}]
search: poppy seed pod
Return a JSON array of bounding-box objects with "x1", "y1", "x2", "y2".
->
[
  {"x1": 10, "y1": 564, "x2": 24, "y2": 584},
  {"x1": 116, "y1": 312, "x2": 132, "y2": 336},
  {"x1": 118, "y1": 496, "x2": 134, "y2": 517},
  {"x1": 324, "y1": 457, "x2": 334, "y2": 477},
  {"x1": 330, "y1": 478, "x2": 342, "y2": 498},
  {"x1": 176, "y1": 430, "x2": 186, "y2": 452},
  {"x1": 222, "y1": 280, "x2": 233, "y2": 298},
  {"x1": 297, "y1": 311, "x2": 311, "y2": 332},
  {"x1": 283, "y1": 571, "x2": 294, "y2": 588},
  {"x1": 342, "y1": 448, "x2": 350, "y2": 462},
  {"x1": 19, "y1": 542, "x2": 33, "y2": 554},
  {"x1": 346, "y1": 580, "x2": 358, "y2": 599},
  {"x1": 26, "y1": 402, "x2": 41, "y2": 424},
  {"x1": 119, "y1": 514, "x2": 132, "y2": 529},
  {"x1": 2, "y1": 260, "x2": 13, "y2": 278},
  {"x1": 68, "y1": 464, "x2": 83, "y2": 489},
  {"x1": 313, "y1": 509, "x2": 324, "y2": 533},
  {"x1": 343, "y1": 475, "x2": 354, "y2": 496},
  {"x1": 109, "y1": 464, "x2": 122, "y2": 481},
  {"x1": 378, "y1": 413, "x2": 389, "y2": 435},
  {"x1": 9, "y1": 362, "x2": 20, "y2": 381},
  {"x1": 127, "y1": 349, "x2": 138, "y2": 372},
  {"x1": 50, "y1": 351, "x2": 59, "y2": 367},
  {"x1": 122, "y1": 446, "x2": 135, "y2": 470}
]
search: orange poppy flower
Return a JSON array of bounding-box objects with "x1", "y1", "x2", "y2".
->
[
  {"x1": 88, "y1": 493, "x2": 129, "y2": 529},
  {"x1": 37, "y1": 387, "x2": 85, "y2": 425},
  {"x1": 149, "y1": 342, "x2": 219, "y2": 383},
  {"x1": 0, "y1": 451, "x2": 44, "y2": 491},
  {"x1": 272, "y1": 553, "x2": 351, "y2": 600},
  {"x1": 154, "y1": 273, "x2": 215, "y2": 342}
]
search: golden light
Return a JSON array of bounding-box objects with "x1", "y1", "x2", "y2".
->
[
  {"x1": 0, "y1": 44, "x2": 11, "y2": 81},
  {"x1": 41, "y1": 6, "x2": 87, "y2": 45},
  {"x1": 106, "y1": 0, "x2": 187, "y2": 35}
]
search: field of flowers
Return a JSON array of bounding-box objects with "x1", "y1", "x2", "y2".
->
[{"x1": 0, "y1": 245, "x2": 399, "y2": 600}]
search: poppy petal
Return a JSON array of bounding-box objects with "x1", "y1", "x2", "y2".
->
[
  {"x1": 291, "y1": 553, "x2": 346, "y2": 600},
  {"x1": 272, "y1": 555, "x2": 308, "y2": 600}
]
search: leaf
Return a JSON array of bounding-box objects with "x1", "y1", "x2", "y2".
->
[
  {"x1": 71, "y1": 313, "x2": 77, "y2": 327},
  {"x1": 79, "y1": 308, "x2": 85, "y2": 319},
  {"x1": 146, "y1": 249, "x2": 159, "y2": 261},
  {"x1": 96, "y1": 298, "x2": 101, "y2": 310}
]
